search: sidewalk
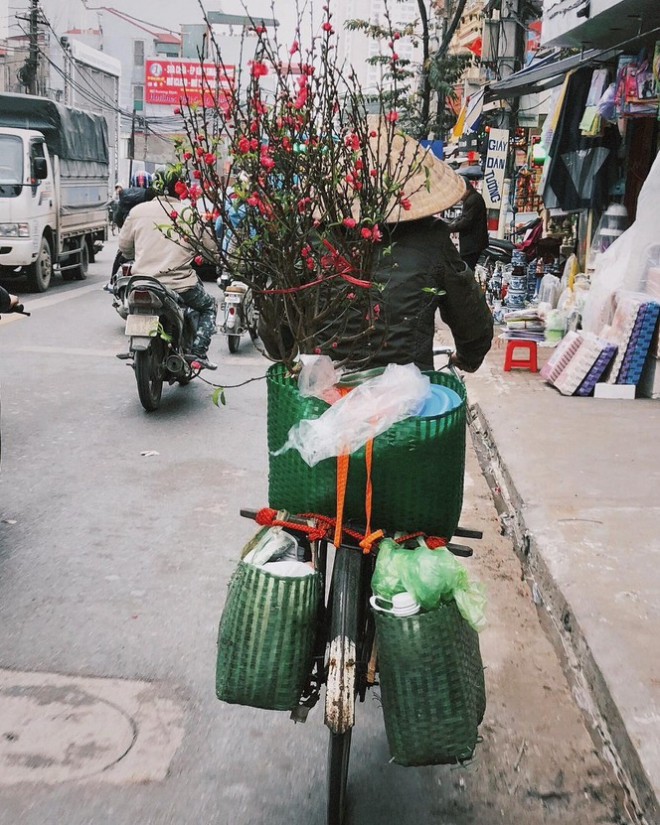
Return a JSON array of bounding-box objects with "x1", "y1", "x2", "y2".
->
[{"x1": 459, "y1": 337, "x2": 660, "y2": 824}]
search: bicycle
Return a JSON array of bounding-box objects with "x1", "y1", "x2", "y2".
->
[{"x1": 236, "y1": 348, "x2": 482, "y2": 825}]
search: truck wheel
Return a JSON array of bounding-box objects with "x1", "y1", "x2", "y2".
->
[
  {"x1": 26, "y1": 237, "x2": 52, "y2": 292},
  {"x1": 74, "y1": 242, "x2": 89, "y2": 281}
]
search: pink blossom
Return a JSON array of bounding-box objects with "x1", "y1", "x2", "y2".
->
[
  {"x1": 360, "y1": 227, "x2": 372, "y2": 239},
  {"x1": 169, "y1": 210, "x2": 178, "y2": 220},
  {"x1": 342, "y1": 217, "x2": 356, "y2": 228},
  {"x1": 173, "y1": 107, "x2": 181, "y2": 115},
  {"x1": 385, "y1": 111, "x2": 398, "y2": 122},
  {"x1": 322, "y1": 22, "x2": 333, "y2": 32},
  {"x1": 289, "y1": 40, "x2": 299, "y2": 55},
  {"x1": 249, "y1": 61, "x2": 269, "y2": 77},
  {"x1": 194, "y1": 255, "x2": 203, "y2": 265}
]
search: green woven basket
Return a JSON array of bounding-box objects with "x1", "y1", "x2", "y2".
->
[
  {"x1": 216, "y1": 561, "x2": 321, "y2": 711},
  {"x1": 375, "y1": 600, "x2": 486, "y2": 766},
  {"x1": 266, "y1": 363, "x2": 467, "y2": 537}
]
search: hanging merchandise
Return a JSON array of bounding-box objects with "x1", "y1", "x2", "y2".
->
[
  {"x1": 579, "y1": 68, "x2": 609, "y2": 136},
  {"x1": 613, "y1": 52, "x2": 658, "y2": 119},
  {"x1": 541, "y1": 67, "x2": 622, "y2": 213}
]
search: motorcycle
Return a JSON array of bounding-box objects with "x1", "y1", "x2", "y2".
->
[
  {"x1": 121, "y1": 273, "x2": 202, "y2": 411},
  {"x1": 110, "y1": 259, "x2": 133, "y2": 320},
  {"x1": 217, "y1": 273, "x2": 258, "y2": 353}
]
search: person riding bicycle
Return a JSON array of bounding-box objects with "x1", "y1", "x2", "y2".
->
[
  {"x1": 117, "y1": 166, "x2": 219, "y2": 370},
  {"x1": 259, "y1": 126, "x2": 493, "y2": 374}
]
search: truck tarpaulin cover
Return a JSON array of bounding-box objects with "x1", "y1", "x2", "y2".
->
[{"x1": 0, "y1": 93, "x2": 108, "y2": 163}]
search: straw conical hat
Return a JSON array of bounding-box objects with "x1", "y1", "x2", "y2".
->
[{"x1": 365, "y1": 116, "x2": 466, "y2": 223}]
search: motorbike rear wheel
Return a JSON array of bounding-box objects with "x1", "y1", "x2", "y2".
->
[
  {"x1": 134, "y1": 338, "x2": 165, "y2": 411},
  {"x1": 228, "y1": 334, "x2": 241, "y2": 353}
]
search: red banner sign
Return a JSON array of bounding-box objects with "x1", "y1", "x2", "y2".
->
[{"x1": 145, "y1": 60, "x2": 235, "y2": 108}]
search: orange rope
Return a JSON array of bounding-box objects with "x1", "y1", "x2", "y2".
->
[{"x1": 333, "y1": 452, "x2": 350, "y2": 547}]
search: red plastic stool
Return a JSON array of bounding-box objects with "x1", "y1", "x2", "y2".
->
[{"x1": 503, "y1": 339, "x2": 538, "y2": 372}]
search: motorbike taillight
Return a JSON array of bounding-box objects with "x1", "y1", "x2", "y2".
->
[{"x1": 129, "y1": 289, "x2": 163, "y2": 309}]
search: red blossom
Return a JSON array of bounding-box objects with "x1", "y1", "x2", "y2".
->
[
  {"x1": 342, "y1": 217, "x2": 356, "y2": 228},
  {"x1": 203, "y1": 152, "x2": 216, "y2": 164},
  {"x1": 399, "y1": 197, "x2": 412, "y2": 211},
  {"x1": 360, "y1": 227, "x2": 372, "y2": 239},
  {"x1": 173, "y1": 107, "x2": 181, "y2": 115},
  {"x1": 237, "y1": 137, "x2": 250, "y2": 153},
  {"x1": 249, "y1": 60, "x2": 268, "y2": 77},
  {"x1": 385, "y1": 111, "x2": 398, "y2": 122},
  {"x1": 192, "y1": 169, "x2": 201, "y2": 179},
  {"x1": 182, "y1": 151, "x2": 192, "y2": 160},
  {"x1": 370, "y1": 130, "x2": 377, "y2": 138},
  {"x1": 370, "y1": 169, "x2": 378, "y2": 177},
  {"x1": 322, "y1": 22, "x2": 333, "y2": 32},
  {"x1": 194, "y1": 255, "x2": 203, "y2": 265},
  {"x1": 169, "y1": 210, "x2": 178, "y2": 220}
]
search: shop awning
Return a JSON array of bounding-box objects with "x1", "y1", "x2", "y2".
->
[{"x1": 483, "y1": 48, "x2": 610, "y2": 102}]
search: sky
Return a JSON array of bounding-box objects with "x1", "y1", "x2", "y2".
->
[{"x1": 3, "y1": 0, "x2": 301, "y2": 39}]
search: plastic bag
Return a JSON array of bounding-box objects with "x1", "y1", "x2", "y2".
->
[
  {"x1": 371, "y1": 538, "x2": 487, "y2": 632},
  {"x1": 401, "y1": 542, "x2": 468, "y2": 610},
  {"x1": 370, "y1": 538, "x2": 411, "y2": 599},
  {"x1": 297, "y1": 354, "x2": 343, "y2": 404},
  {"x1": 583, "y1": 152, "x2": 660, "y2": 333},
  {"x1": 242, "y1": 526, "x2": 299, "y2": 566},
  {"x1": 272, "y1": 362, "x2": 431, "y2": 467},
  {"x1": 454, "y1": 581, "x2": 488, "y2": 633}
]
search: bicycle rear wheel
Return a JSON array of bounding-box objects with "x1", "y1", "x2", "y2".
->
[{"x1": 325, "y1": 545, "x2": 363, "y2": 825}]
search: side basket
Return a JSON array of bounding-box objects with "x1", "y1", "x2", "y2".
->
[
  {"x1": 375, "y1": 600, "x2": 486, "y2": 766},
  {"x1": 216, "y1": 561, "x2": 321, "y2": 711}
]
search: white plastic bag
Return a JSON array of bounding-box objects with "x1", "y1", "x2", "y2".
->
[
  {"x1": 243, "y1": 527, "x2": 299, "y2": 566},
  {"x1": 297, "y1": 354, "x2": 343, "y2": 403},
  {"x1": 583, "y1": 153, "x2": 660, "y2": 333},
  {"x1": 273, "y1": 362, "x2": 431, "y2": 467}
]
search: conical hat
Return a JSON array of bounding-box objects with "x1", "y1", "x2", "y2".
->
[{"x1": 365, "y1": 117, "x2": 466, "y2": 223}]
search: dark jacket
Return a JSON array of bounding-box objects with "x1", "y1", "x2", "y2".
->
[
  {"x1": 260, "y1": 217, "x2": 494, "y2": 372},
  {"x1": 113, "y1": 186, "x2": 155, "y2": 229},
  {"x1": 0, "y1": 286, "x2": 13, "y2": 314},
  {"x1": 448, "y1": 186, "x2": 489, "y2": 258}
]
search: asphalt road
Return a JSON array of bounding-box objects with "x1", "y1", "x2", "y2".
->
[{"x1": 0, "y1": 241, "x2": 633, "y2": 825}]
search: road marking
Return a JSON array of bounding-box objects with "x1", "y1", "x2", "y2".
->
[
  {"x1": 3, "y1": 345, "x2": 122, "y2": 358},
  {"x1": 0, "y1": 283, "x2": 105, "y2": 325},
  {"x1": 0, "y1": 669, "x2": 185, "y2": 785}
]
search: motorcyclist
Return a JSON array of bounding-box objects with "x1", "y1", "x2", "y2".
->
[
  {"x1": 117, "y1": 166, "x2": 219, "y2": 370},
  {"x1": 105, "y1": 172, "x2": 157, "y2": 291}
]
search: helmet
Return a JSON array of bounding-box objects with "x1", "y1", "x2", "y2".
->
[{"x1": 130, "y1": 170, "x2": 154, "y2": 188}]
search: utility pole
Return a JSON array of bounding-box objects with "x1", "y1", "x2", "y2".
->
[{"x1": 18, "y1": 0, "x2": 40, "y2": 94}]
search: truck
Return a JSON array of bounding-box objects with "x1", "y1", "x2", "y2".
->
[{"x1": 0, "y1": 92, "x2": 111, "y2": 292}]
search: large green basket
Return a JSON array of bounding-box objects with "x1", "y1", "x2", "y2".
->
[
  {"x1": 266, "y1": 363, "x2": 466, "y2": 537},
  {"x1": 216, "y1": 561, "x2": 321, "y2": 711},
  {"x1": 375, "y1": 600, "x2": 486, "y2": 766}
]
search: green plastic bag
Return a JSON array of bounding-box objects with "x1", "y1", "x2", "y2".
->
[
  {"x1": 372, "y1": 537, "x2": 487, "y2": 632},
  {"x1": 371, "y1": 538, "x2": 410, "y2": 599},
  {"x1": 402, "y1": 542, "x2": 468, "y2": 610}
]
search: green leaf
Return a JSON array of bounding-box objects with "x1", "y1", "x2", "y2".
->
[{"x1": 212, "y1": 387, "x2": 226, "y2": 407}]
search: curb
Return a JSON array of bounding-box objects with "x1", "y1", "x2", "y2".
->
[{"x1": 468, "y1": 401, "x2": 655, "y2": 825}]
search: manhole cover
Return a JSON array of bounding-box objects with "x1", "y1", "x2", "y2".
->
[{"x1": 0, "y1": 683, "x2": 136, "y2": 783}]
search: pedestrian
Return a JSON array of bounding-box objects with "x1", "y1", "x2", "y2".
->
[
  {"x1": 117, "y1": 166, "x2": 219, "y2": 370},
  {"x1": 446, "y1": 169, "x2": 489, "y2": 272}
]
